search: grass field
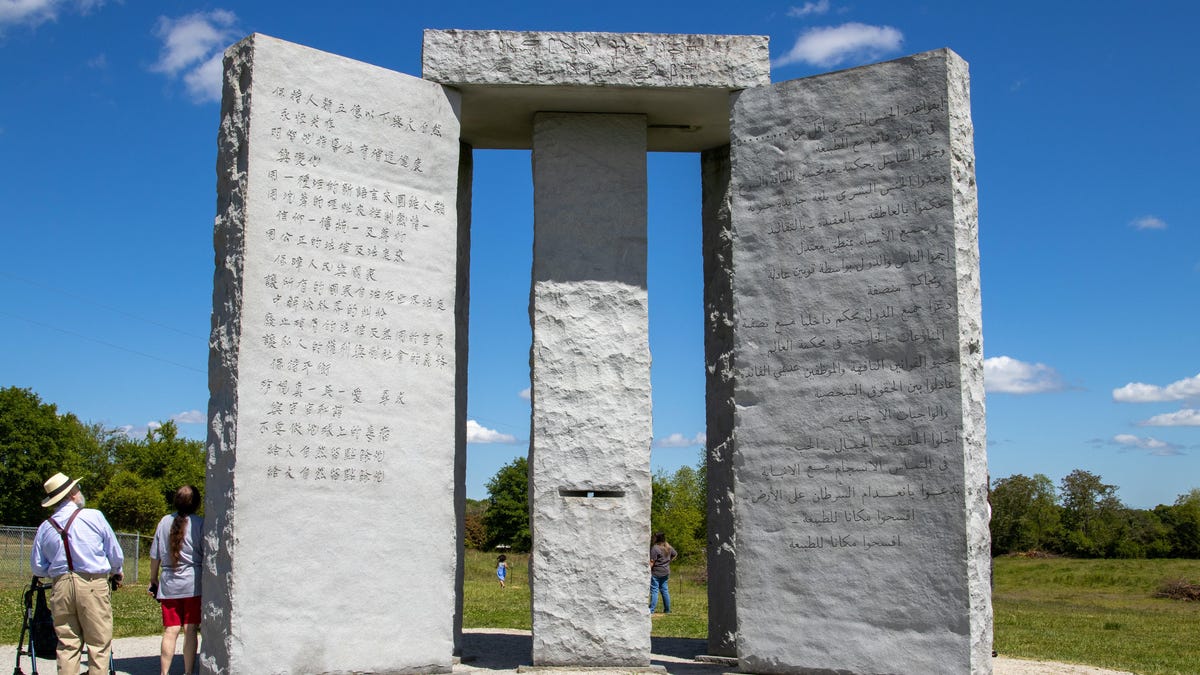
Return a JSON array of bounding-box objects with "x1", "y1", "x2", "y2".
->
[
  {"x1": 993, "y1": 556, "x2": 1200, "y2": 674},
  {"x1": 4, "y1": 552, "x2": 1199, "y2": 673},
  {"x1": 461, "y1": 551, "x2": 709, "y2": 639}
]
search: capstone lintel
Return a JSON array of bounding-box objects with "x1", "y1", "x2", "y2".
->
[{"x1": 421, "y1": 29, "x2": 770, "y2": 151}]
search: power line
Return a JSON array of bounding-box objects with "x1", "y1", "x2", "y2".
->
[
  {"x1": 0, "y1": 271, "x2": 206, "y2": 339},
  {"x1": 1, "y1": 310, "x2": 205, "y2": 374}
]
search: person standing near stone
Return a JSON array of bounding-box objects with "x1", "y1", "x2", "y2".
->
[
  {"x1": 648, "y1": 532, "x2": 677, "y2": 614},
  {"x1": 30, "y1": 472, "x2": 125, "y2": 675},
  {"x1": 149, "y1": 485, "x2": 204, "y2": 675}
]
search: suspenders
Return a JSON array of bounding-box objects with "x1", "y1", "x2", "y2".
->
[{"x1": 46, "y1": 509, "x2": 83, "y2": 572}]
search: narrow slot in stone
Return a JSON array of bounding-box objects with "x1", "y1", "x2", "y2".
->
[{"x1": 558, "y1": 489, "x2": 626, "y2": 498}]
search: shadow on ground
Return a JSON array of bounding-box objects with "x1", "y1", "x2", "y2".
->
[
  {"x1": 7, "y1": 631, "x2": 727, "y2": 675},
  {"x1": 460, "y1": 631, "x2": 726, "y2": 674}
]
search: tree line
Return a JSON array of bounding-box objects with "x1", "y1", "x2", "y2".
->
[
  {"x1": 991, "y1": 470, "x2": 1199, "y2": 558},
  {"x1": 474, "y1": 457, "x2": 1200, "y2": 561},
  {"x1": 471, "y1": 454, "x2": 709, "y2": 557},
  {"x1": 6, "y1": 385, "x2": 1196, "y2": 558},
  {"x1": 1, "y1": 386, "x2": 205, "y2": 534}
]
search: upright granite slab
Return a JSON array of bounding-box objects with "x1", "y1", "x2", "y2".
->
[
  {"x1": 206, "y1": 34, "x2": 464, "y2": 674},
  {"x1": 528, "y1": 112, "x2": 652, "y2": 666},
  {"x1": 727, "y1": 50, "x2": 991, "y2": 673},
  {"x1": 701, "y1": 145, "x2": 737, "y2": 657},
  {"x1": 421, "y1": 29, "x2": 772, "y2": 667}
]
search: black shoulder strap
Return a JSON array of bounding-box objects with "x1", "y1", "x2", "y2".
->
[{"x1": 46, "y1": 509, "x2": 83, "y2": 572}]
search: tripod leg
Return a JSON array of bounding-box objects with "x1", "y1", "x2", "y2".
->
[{"x1": 14, "y1": 604, "x2": 30, "y2": 675}]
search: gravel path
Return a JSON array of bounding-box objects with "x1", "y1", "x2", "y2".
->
[{"x1": 2, "y1": 629, "x2": 1136, "y2": 674}]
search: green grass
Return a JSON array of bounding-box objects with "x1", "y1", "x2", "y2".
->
[
  {"x1": 462, "y1": 550, "x2": 531, "y2": 630},
  {"x1": 993, "y1": 556, "x2": 1200, "y2": 675},
  {"x1": 0, "y1": 583, "x2": 163, "y2": 644},
  {"x1": 460, "y1": 550, "x2": 709, "y2": 638},
  {"x1": 1, "y1": 555, "x2": 162, "y2": 645},
  {"x1": 6, "y1": 551, "x2": 1199, "y2": 674}
]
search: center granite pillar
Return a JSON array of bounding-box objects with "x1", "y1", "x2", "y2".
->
[{"x1": 529, "y1": 112, "x2": 653, "y2": 667}]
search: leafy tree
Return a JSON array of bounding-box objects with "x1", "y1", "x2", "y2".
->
[
  {"x1": 62, "y1": 422, "x2": 122, "y2": 497},
  {"x1": 484, "y1": 456, "x2": 530, "y2": 552},
  {"x1": 0, "y1": 387, "x2": 102, "y2": 525},
  {"x1": 464, "y1": 498, "x2": 489, "y2": 550},
  {"x1": 1116, "y1": 506, "x2": 1171, "y2": 558},
  {"x1": 651, "y1": 462, "x2": 706, "y2": 557},
  {"x1": 1173, "y1": 489, "x2": 1200, "y2": 557},
  {"x1": 1155, "y1": 489, "x2": 1200, "y2": 558},
  {"x1": 990, "y1": 473, "x2": 1061, "y2": 554},
  {"x1": 1059, "y1": 470, "x2": 1124, "y2": 557},
  {"x1": 112, "y1": 420, "x2": 206, "y2": 506},
  {"x1": 0, "y1": 389, "x2": 205, "y2": 531},
  {"x1": 95, "y1": 470, "x2": 167, "y2": 534}
]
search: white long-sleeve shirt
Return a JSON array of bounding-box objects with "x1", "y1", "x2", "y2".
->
[{"x1": 31, "y1": 501, "x2": 125, "y2": 578}]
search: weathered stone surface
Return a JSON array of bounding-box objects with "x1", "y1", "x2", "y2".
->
[
  {"x1": 452, "y1": 141, "x2": 473, "y2": 658},
  {"x1": 423, "y1": 30, "x2": 769, "y2": 88},
  {"x1": 701, "y1": 145, "x2": 737, "y2": 658},
  {"x1": 206, "y1": 33, "x2": 463, "y2": 674},
  {"x1": 421, "y1": 30, "x2": 770, "y2": 151},
  {"x1": 728, "y1": 49, "x2": 990, "y2": 674},
  {"x1": 529, "y1": 113, "x2": 652, "y2": 666}
]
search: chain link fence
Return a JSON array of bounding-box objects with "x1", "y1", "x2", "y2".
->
[{"x1": 1, "y1": 525, "x2": 141, "y2": 584}]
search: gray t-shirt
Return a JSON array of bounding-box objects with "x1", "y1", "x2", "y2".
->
[
  {"x1": 149, "y1": 513, "x2": 203, "y2": 599},
  {"x1": 650, "y1": 543, "x2": 677, "y2": 577}
]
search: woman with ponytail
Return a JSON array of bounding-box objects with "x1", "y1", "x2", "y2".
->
[{"x1": 149, "y1": 485, "x2": 203, "y2": 675}]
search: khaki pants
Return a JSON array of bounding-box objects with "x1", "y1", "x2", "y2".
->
[{"x1": 50, "y1": 572, "x2": 112, "y2": 675}]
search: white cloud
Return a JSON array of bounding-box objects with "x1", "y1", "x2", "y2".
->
[
  {"x1": 654, "y1": 432, "x2": 707, "y2": 448},
  {"x1": 466, "y1": 420, "x2": 518, "y2": 444},
  {"x1": 984, "y1": 356, "x2": 1066, "y2": 394},
  {"x1": 171, "y1": 409, "x2": 206, "y2": 424},
  {"x1": 774, "y1": 22, "x2": 903, "y2": 68},
  {"x1": 0, "y1": 0, "x2": 103, "y2": 28},
  {"x1": 1111, "y1": 433, "x2": 1183, "y2": 456},
  {"x1": 1138, "y1": 408, "x2": 1200, "y2": 427},
  {"x1": 787, "y1": 0, "x2": 830, "y2": 18},
  {"x1": 518, "y1": 387, "x2": 531, "y2": 401},
  {"x1": 116, "y1": 420, "x2": 158, "y2": 438},
  {"x1": 1130, "y1": 215, "x2": 1167, "y2": 230},
  {"x1": 1113, "y1": 373, "x2": 1200, "y2": 403},
  {"x1": 182, "y1": 52, "x2": 225, "y2": 102},
  {"x1": 151, "y1": 9, "x2": 239, "y2": 103},
  {"x1": 120, "y1": 414, "x2": 212, "y2": 438}
]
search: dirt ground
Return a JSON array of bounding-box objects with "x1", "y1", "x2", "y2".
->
[
  {"x1": 1, "y1": 628, "x2": 1135, "y2": 674},
  {"x1": 460, "y1": 629, "x2": 1135, "y2": 675}
]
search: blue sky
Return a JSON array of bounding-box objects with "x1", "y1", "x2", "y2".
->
[{"x1": 1, "y1": 1, "x2": 1196, "y2": 508}]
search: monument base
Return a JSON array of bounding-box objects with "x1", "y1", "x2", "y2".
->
[{"x1": 517, "y1": 666, "x2": 667, "y2": 674}]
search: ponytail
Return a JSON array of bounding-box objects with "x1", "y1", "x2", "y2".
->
[{"x1": 168, "y1": 485, "x2": 201, "y2": 566}]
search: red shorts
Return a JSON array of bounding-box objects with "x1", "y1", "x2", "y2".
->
[{"x1": 161, "y1": 595, "x2": 201, "y2": 627}]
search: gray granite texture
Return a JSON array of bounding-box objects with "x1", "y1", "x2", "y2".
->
[
  {"x1": 727, "y1": 49, "x2": 991, "y2": 674},
  {"x1": 420, "y1": 30, "x2": 770, "y2": 151},
  {"x1": 423, "y1": 30, "x2": 769, "y2": 88},
  {"x1": 701, "y1": 146, "x2": 737, "y2": 658},
  {"x1": 529, "y1": 113, "x2": 653, "y2": 666},
  {"x1": 207, "y1": 33, "x2": 463, "y2": 674},
  {"x1": 453, "y1": 141, "x2": 473, "y2": 657}
]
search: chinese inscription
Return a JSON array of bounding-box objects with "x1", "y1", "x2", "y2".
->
[{"x1": 243, "y1": 79, "x2": 458, "y2": 487}]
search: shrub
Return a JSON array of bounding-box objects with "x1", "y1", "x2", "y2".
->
[{"x1": 1153, "y1": 577, "x2": 1200, "y2": 601}]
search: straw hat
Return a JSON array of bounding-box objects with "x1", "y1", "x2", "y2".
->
[{"x1": 42, "y1": 472, "x2": 80, "y2": 508}]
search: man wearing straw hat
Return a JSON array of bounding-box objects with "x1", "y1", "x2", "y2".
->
[{"x1": 30, "y1": 472, "x2": 125, "y2": 675}]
